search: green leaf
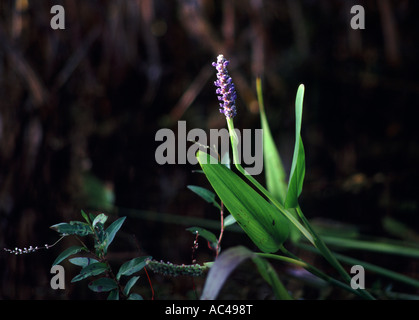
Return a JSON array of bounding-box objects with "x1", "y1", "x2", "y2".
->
[
  {"x1": 52, "y1": 246, "x2": 86, "y2": 266},
  {"x1": 50, "y1": 221, "x2": 93, "y2": 237},
  {"x1": 69, "y1": 257, "x2": 99, "y2": 267},
  {"x1": 201, "y1": 246, "x2": 291, "y2": 300},
  {"x1": 107, "y1": 289, "x2": 119, "y2": 300},
  {"x1": 187, "y1": 227, "x2": 218, "y2": 249},
  {"x1": 197, "y1": 151, "x2": 289, "y2": 253},
  {"x1": 257, "y1": 78, "x2": 288, "y2": 205},
  {"x1": 285, "y1": 84, "x2": 306, "y2": 209},
  {"x1": 127, "y1": 293, "x2": 143, "y2": 300},
  {"x1": 71, "y1": 262, "x2": 109, "y2": 283},
  {"x1": 94, "y1": 222, "x2": 108, "y2": 256},
  {"x1": 223, "y1": 214, "x2": 236, "y2": 228},
  {"x1": 123, "y1": 276, "x2": 140, "y2": 296},
  {"x1": 104, "y1": 216, "x2": 126, "y2": 252},
  {"x1": 116, "y1": 256, "x2": 150, "y2": 280},
  {"x1": 88, "y1": 278, "x2": 118, "y2": 292},
  {"x1": 92, "y1": 213, "x2": 108, "y2": 228},
  {"x1": 81, "y1": 210, "x2": 91, "y2": 224},
  {"x1": 187, "y1": 185, "x2": 221, "y2": 210}
]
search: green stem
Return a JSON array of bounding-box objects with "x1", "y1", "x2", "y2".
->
[
  {"x1": 295, "y1": 206, "x2": 349, "y2": 281},
  {"x1": 298, "y1": 243, "x2": 419, "y2": 290}
]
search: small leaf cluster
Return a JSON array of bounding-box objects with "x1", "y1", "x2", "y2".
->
[{"x1": 50, "y1": 211, "x2": 150, "y2": 300}]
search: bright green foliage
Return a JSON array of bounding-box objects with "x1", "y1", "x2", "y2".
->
[
  {"x1": 257, "y1": 78, "x2": 288, "y2": 205},
  {"x1": 285, "y1": 84, "x2": 306, "y2": 209},
  {"x1": 197, "y1": 151, "x2": 289, "y2": 253}
]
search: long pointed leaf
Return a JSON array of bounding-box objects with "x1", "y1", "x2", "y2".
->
[
  {"x1": 104, "y1": 216, "x2": 126, "y2": 252},
  {"x1": 257, "y1": 78, "x2": 288, "y2": 204},
  {"x1": 197, "y1": 151, "x2": 289, "y2": 253},
  {"x1": 116, "y1": 256, "x2": 150, "y2": 280},
  {"x1": 187, "y1": 185, "x2": 221, "y2": 210},
  {"x1": 285, "y1": 84, "x2": 306, "y2": 209},
  {"x1": 52, "y1": 246, "x2": 86, "y2": 266}
]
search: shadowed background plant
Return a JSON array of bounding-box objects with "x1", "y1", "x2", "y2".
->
[{"x1": 1, "y1": 0, "x2": 419, "y2": 299}]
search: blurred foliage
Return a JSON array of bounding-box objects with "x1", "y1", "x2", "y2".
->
[{"x1": 1, "y1": 0, "x2": 419, "y2": 299}]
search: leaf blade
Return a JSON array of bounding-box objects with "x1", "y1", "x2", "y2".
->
[
  {"x1": 123, "y1": 276, "x2": 140, "y2": 296},
  {"x1": 71, "y1": 262, "x2": 109, "y2": 283},
  {"x1": 52, "y1": 246, "x2": 86, "y2": 266},
  {"x1": 50, "y1": 221, "x2": 93, "y2": 237},
  {"x1": 92, "y1": 213, "x2": 108, "y2": 228},
  {"x1": 197, "y1": 151, "x2": 289, "y2": 253},
  {"x1": 285, "y1": 84, "x2": 306, "y2": 209},
  {"x1": 88, "y1": 278, "x2": 118, "y2": 293},
  {"x1": 104, "y1": 216, "x2": 126, "y2": 252},
  {"x1": 187, "y1": 185, "x2": 221, "y2": 210},
  {"x1": 257, "y1": 77, "x2": 288, "y2": 205},
  {"x1": 116, "y1": 256, "x2": 150, "y2": 280}
]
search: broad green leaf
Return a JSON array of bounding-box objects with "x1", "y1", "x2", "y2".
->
[
  {"x1": 104, "y1": 216, "x2": 126, "y2": 252},
  {"x1": 187, "y1": 227, "x2": 218, "y2": 249},
  {"x1": 127, "y1": 293, "x2": 143, "y2": 300},
  {"x1": 285, "y1": 84, "x2": 306, "y2": 209},
  {"x1": 187, "y1": 185, "x2": 221, "y2": 210},
  {"x1": 50, "y1": 221, "x2": 93, "y2": 236},
  {"x1": 257, "y1": 78, "x2": 288, "y2": 205},
  {"x1": 123, "y1": 276, "x2": 140, "y2": 296},
  {"x1": 88, "y1": 278, "x2": 118, "y2": 292},
  {"x1": 116, "y1": 256, "x2": 150, "y2": 280},
  {"x1": 197, "y1": 151, "x2": 289, "y2": 253},
  {"x1": 71, "y1": 262, "x2": 108, "y2": 283},
  {"x1": 201, "y1": 246, "x2": 291, "y2": 300},
  {"x1": 92, "y1": 213, "x2": 108, "y2": 228},
  {"x1": 69, "y1": 257, "x2": 99, "y2": 267},
  {"x1": 52, "y1": 246, "x2": 86, "y2": 266},
  {"x1": 107, "y1": 289, "x2": 119, "y2": 300}
]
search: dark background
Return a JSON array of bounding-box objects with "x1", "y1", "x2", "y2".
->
[{"x1": 1, "y1": 0, "x2": 418, "y2": 299}]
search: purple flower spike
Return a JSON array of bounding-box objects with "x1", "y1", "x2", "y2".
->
[{"x1": 212, "y1": 54, "x2": 237, "y2": 119}]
